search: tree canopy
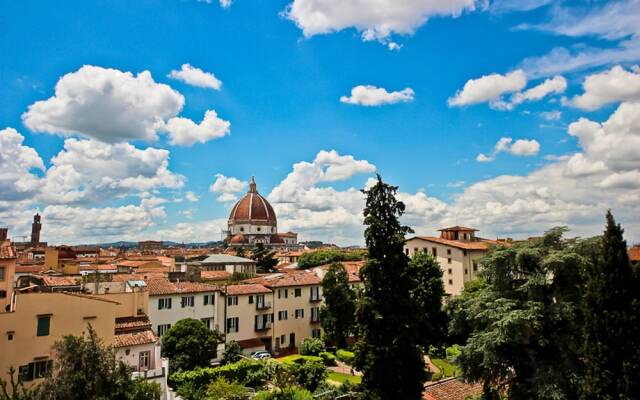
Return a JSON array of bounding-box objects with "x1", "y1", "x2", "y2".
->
[
  {"x1": 162, "y1": 318, "x2": 222, "y2": 372},
  {"x1": 319, "y1": 262, "x2": 356, "y2": 348},
  {"x1": 297, "y1": 249, "x2": 366, "y2": 269},
  {"x1": 251, "y1": 243, "x2": 278, "y2": 273}
]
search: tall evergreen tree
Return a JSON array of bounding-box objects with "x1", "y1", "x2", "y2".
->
[
  {"x1": 251, "y1": 243, "x2": 278, "y2": 273},
  {"x1": 582, "y1": 211, "x2": 640, "y2": 399},
  {"x1": 354, "y1": 175, "x2": 426, "y2": 400},
  {"x1": 319, "y1": 262, "x2": 356, "y2": 348}
]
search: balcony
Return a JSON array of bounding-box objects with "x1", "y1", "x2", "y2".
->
[
  {"x1": 309, "y1": 295, "x2": 322, "y2": 303},
  {"x1": 256, "y1": 301, "x2": 271, "y2": 310},
  {"x1": 255, "y1": 322, "x2": 272, "y2": 331},
  {"x1": 310, "y1": 316, "x2": 320, "y2": 324}
]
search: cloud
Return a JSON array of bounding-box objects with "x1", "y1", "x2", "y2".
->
[
  {"x1": 509, "y1": 75, "x2": 567, "y2": 106},
  {"x1": 447, "y1": 181, "x2": 466, "y2": 188},
  {"x1": 209, "y1": 174, "x2": 248, "y2": 202},
  {"x1": 570, "y1": 65, "x2": 640, "y2": 110},
  {"x1": 165, "y1": 110, "x2": 230, "y2": 146},
  {"x1": 185, "y1": 191, "x2": 199, "y2": 202},
  {"x1": 0, "y1": 128, "x2": 45, "y2": 201},
  {"x1": 476, "y1": 137, "x2": 540, "y2": 162},
  {"x1": 220, "y1": 0, "x2": 232, "y2": 7},
  {"x1": 151, "y1": 218, "x2": 228, "y2": 243},
  {"x1": 39, "y1": 138, "x2": 184, "y2": 205},
  {"x1": 489, "y1": 0, "x2": 553, "y2": 13},
  {"x1": 340, "y1": 85, "x2": 415, "y2": 106},
  {"x1": 283, "y1": 0, "x2": 478, "y2": 48},
  {"x1": 167, "y1": 63, "x2": 222, "y2": 90},
  {"x1": 540, "y1": 110, "x2": 562, "y2": 121},
  {"x1": 519, "y1": 0, "x2": 640, "y2": 77},
  {"x1": 22, "y1": 65, "x2": 185, "y2": 143},
  {"x1": 448, "y1": 70, "x2": 527, "y2": 107}
]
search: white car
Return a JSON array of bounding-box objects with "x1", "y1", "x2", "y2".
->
[{"x1": 250, "y1": 351, "x2": 272, "y2": 359}]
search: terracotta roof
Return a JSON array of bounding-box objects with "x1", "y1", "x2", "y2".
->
[
  {"x1": 113, "y1": 329, "x2": 157, "y2": 348},
  {"x1": 229, "y1": 178, "x2": 276, "y2": 224},
  {"x1": 117, "y1": 260, "x2": 156, "y2": 268},
  {"x1": 438, "y1": 226, "x2": 478, "y2": 232},
  {"x1": 423, "y1": 378, "x2": 482, "y2": 400},
  {"x1": 34, "y1": 275, "x2": 81, "y2": 287},
  {"x1": 111, "y1": 272, "x2": 166, "y2": 282},
  {"x1": 409, "y1": 236, "x2": 501, "y2": 251},
  {"x1": 629, "y1": 247, "x2": 640, "y2": 262},
  {"x1": 243, "y1": 271, "x2": 321, "y2": 288},
  {"x1": 79, "y1": 264, "x2": 118, "y2": 271},
  {"x1": 0, "y1": 240, "x2": 17, "y2": 259},
  {"x1": 203, "y1": 254, "x2": 255, "y2": 264},
  {"x1": 201, "y1": 271, "x2": 233, "y2": 281},
  {"x1": 115, "y1": 315, "x2": 152, "y2": 332},
  {"x1": 277, "y1": 232, "x2": 297, "y2": 238},
  {"x1": 226, "y1": 284, "x2": 272, "y2": 295},
  {"x1": 15, "y1": 265, "x2": 47, "y2": 274},
  {"x1": 146, "y1": 278, "x2": 219, "y2": 295},
  {"x1": 316, "y1": 261, "x2": 364, "y2": 283}
]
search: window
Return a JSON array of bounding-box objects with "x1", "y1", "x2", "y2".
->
[
  {"x1": 312, "y1": 329, "x2": 321, "y2": 338},
  {"x1": 447, "y1": 249, "x2": 451, "y2": 255},
  {"x1": 257, "y1": 227, "x2": 261, "y2": 232},
  {"x1": 248, "y1": 295, "x2": 254, "y2": 304},
  {"x1": 139, "y1": 351, "x2": 151, "y2": 371},
  {"x1": 310, "y1": 286, "x2": 321, "y2": 301},
  {"x1": 294, "y1": 288, "x2": 302, "y2": 297},
  {"x1": 227, "y1": 296, "x2": 238, "y2": 306},
  {"x1": 181, "y1": 296, "x2": 194, "y2": 308},
  {"x1": 7, "y1": 332, "x2": 14, "y2": 341},
  {"x1": 0, "y1": 267, "x2": 4, "y2": 281},
  {"x1": 203, "y1": 294, "x2": 214, "y2": 306},
  {"x1": 240, "y1": 227, "x2": 244, "y2": 232},
  {"x1": 448, "y1": 279, "x2": 453, "y2": 285},
  {"x1": 310, "y1": 307, "x2": 320, "y2": 323},
  {"x1": 226, "y1": 317, "x2": 239, "y2": 333},
  {"x1": 295, "y1": 309, "x2": 304, "y2": 319},
  {"x1": 280, "y1": 334, "x2": 286, "y2": 345},
  {"x1": 448, "y1": 268, "x2": 452, "y2": 275},
  {"x1": 463, "y1": 250, "x2": 467, "y2": 256},
  {"x1": 278, "y1": 289, "x2": 288, "y2": 299},
  {"x1": 157, "y1": 324, "x2": 171, "y2": 336},
  {"x1": 465, "y1": 269, "x2": 468, "y2": 274},
  {"x1": 414, "y1": 247, "x2": 418, "y2": 254},
  {"x1": 473, "y1": 261, "x2": 478, "y2": 272},
  {"x1": 158, "y1": 298, "x2": 172, "y2": 310},
  {"x1": 36, "y1": 315, "x2": 50, "y2": 337},
  {"x1": 432, "y1": 247, "x2": 437, "y2": 257},
  {"x1": 19, "y1": 360, "x2": 52, "y2": 381},
  {"x1": 201, "y1": 318, "x2": 213, "y2": 329},
  {"x1": 405, "y1": 248, "x2": 409, "y2": 255},
  {"x1": 0, "y1": 290, "x2": 6, "y2": 299},
  {"x1": 278, "y1": 310, "x2": 288, "y2": 321},
  {"x1": 255, "y1": 314, "x2": 271, "y2": 330},
  {"x1": 447, "y1": 258, "x2": 452, "y2": 264}
]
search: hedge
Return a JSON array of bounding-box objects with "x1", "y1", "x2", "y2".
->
[
  {"x1": 318, "y1": 352, "x2": 336, "y2": 366},
  {"x1": 169, "y1": 359, "x2": 264, "y2": 390},
  {"x1": 336, "y1": 349, "x2": 355, "y2": 365}
]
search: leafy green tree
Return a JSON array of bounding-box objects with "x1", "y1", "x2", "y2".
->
[
  {"x1": 251, "y1": 243, "x2": 278, "y2": 273},
  {"x1": 297, "y1": 249, "x2": 366, "y2": 269},
  {"x1": 38, "y1": 325, "x2": 161, "y2": 400},
  {"x1": 235, "y1": 247, "x2": 246, "y2": 258},
  {"x1": 288, "y1": 360, "x2": 327, "y2": 392},
  {"x1": 253, "y1": 387, "x2": 313, "y2": 400},
  {"x1": 205, "y1": 378, "x2": 248, "y2": 400},
  {"x1": 0, "y1": 367, "x2": 40, "y2": 400},
  {"x1": 222, "y1": 341, "x2": 243, "y2": 365},
  {"x1": 298, "y1": 338, "x2": 325, "y2": 356},
  {"x1": 319, "y1": 263, "x2": 356, "y2": 348},
  {"x1": 408, "y1": 251, "x2": 447, "y2": 349},
  {"x1": 582, "y1": 211, "x2": 640, "y2": 399},
  {"x1": 162, "y1": 319, "x2": 222, "y2": 372},
  {"x1": 354, "y1": 175, "x2": 427, "y2": 400},
  {"x1": 451, "y1": 227, "x2": 587, "y2": 399}
]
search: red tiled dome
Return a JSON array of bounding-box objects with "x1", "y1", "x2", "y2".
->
[{"x1": 228, "y1": 178, "x2": 276, "y2": 224}]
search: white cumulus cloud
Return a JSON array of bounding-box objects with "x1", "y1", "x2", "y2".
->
[
  {"x1": 571, "y1": 65, "x2": 640, "y2": 110},
  {"x1": 340, "y1": 85, "x2": 415, "y2": 106},
  {"x1": 476, "y1": 137, "x2": 540, "y2": 162},
  {"x1": 168, "y1": 63, "x2": 222, "y2": 90},
  {"x1": 210, "y1": 174, "x2": 248, "y2": 203},
  {"x1": 0, "y1": 128, "x2": 45, "y2": 201},
  {"x1": 448, "y1": 69, "x2": 527, "y2": 107},
  {"x1": 165, "y1": 110, "x2": 230, "y2": 146}
]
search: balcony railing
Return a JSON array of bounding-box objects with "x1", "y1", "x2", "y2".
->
[
  {"x1": 256, "y1": 301, "x2": 272, "y2": 310},
  {"x1": 309, "y1": 295, "x2": 322, "y2": 303},
  {"x1": 131, "y1": 366, "x2": 165, "y2": 380},
  {"x1": 255, "y1": 322, "x2": 272, "y2": 331}
]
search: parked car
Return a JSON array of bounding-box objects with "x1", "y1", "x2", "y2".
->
[{"x1": 250, "y1": 350, "x2": 272, "y2": 359}]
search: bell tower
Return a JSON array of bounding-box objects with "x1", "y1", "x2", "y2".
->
[{"x1": 31, "y1": 213, "x2": 41, "y2": 244}]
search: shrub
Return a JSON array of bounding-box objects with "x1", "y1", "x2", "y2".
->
[
  {"x1": 288, "y1": 360, "x2": 327, "y2": 392},
  {"x1": 299, "y1": 338, "x2": 325, "y2": 356},
  {"x1": 170, "y1": 359, "x2": 265, "y2": 393},
  {"x1": 336, "y1": 349, "x2": 355, "y2": 365},
  {"x1": 254, "y1": 387, "x2": 314, "y2": 400},
  {"x1": 206, "y1": 377, "x2": 249, "y2": 400},
  {"x1": 279, "y1": 355, "x2": 323, "y2": 366},
  {"x1": 445, "y1": 345, "x2": 462, "y2": 362},
  {"x1": 318, "y1": 352, "x2": 336, "y2": 366}
]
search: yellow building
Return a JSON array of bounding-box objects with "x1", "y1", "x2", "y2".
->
[
  {"x1": 224, "y1": 284, "x2": 274, "y2": 354},
  {"x1": 0, "y1": 292, "x2": 117, "y2": 387},
  {"x1": 44, "y1": 246, "x2": 79, "y2": 274},
  {"x1": 0, "y1": 237, "x2": 17, "y2": 311}
]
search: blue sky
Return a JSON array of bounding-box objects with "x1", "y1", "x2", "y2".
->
[{"x1": 1, "y1": 0, "x2": 639, "y2": 245}]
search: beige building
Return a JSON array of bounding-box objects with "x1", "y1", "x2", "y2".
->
[
  {"x1": 0, "y1": 292, "x2": 117, "y2": 387},
  {"x1": 1, "y1": 236, "x2": 17, "y2": 311},
  {"x1": 224, "y1": 284, "x2": 274, "y2": 354},
  {"x1": 404, "y1": 226, "x2": 503, "y2": 296}
]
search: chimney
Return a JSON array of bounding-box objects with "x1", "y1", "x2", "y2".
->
[{"x1": 0, "y1": 228, "x2": 7, "y2": 241}]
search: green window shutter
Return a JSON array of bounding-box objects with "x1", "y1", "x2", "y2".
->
[{"x1": 37, "y1": 316, "x2": 50, "y2": 336}]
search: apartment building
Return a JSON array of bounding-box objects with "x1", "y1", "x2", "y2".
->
[
  {"x1": 0, "y1": 291, "x2": 117, "y2": 388},
  {"x1": 242, "y1": 271, "x2": 323, "y2": 352},
  {"x1": 223, "y1": 284, "x2": 274, "y2": 354},
  {"x1": 146, "y1": 279, "x2": 221, "y2": 337},
  {"x1": 404, "y1": 226, "x2": 503, "y2": 296},
  {"x1": 201, "y1": 254, "x2": 257, "y2": 275}
]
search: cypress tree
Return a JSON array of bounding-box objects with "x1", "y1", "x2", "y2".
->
[
  {"x1": 354, "y1": 175, "x2": 426, "y2": 400},
  {"x1": 583, "y1": 211, "x2": 639, "y2": 399},
  {"x1": 319, "y1": 262, "x2": 356, "y2": 348}
]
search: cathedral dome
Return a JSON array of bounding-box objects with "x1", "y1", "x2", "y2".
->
[{"x1": 228, "y1": 177, "x2": 277, "y2": 225}]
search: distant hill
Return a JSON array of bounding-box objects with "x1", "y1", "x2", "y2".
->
[{"x1": 76, "y1": 240, "x2": 223, "y2": 249}]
